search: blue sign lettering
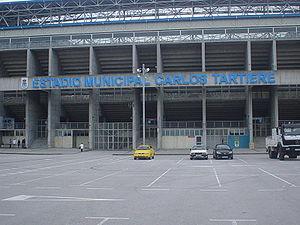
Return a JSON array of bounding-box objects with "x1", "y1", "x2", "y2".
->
[{"x1": 31, "y1": 72, "x2": 277, "y2": 89}]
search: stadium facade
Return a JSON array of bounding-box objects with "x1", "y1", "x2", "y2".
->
[{"x1": 0, "y1": 0, "x2": 299, "y2": 150}]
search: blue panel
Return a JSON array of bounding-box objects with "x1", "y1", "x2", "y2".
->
[{"x1": 228, "y1": 135, "x2": 249, "y2": 149}]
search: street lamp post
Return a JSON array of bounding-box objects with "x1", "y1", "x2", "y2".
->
[{"x1": 137, "y1": 64, "x2": 150, "y2": 145}]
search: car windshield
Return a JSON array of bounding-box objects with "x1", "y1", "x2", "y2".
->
[
  {"x1": 137, "y1": 146, "x2": 150, "y2": 150},
  {"x1": 216, "y1": 145, "x2": 231, "y2": 150},
  {"x1": 283, "y1": 127, "x2": 300, "y2": 135},
  {"x1": 192, "y1": 145, "x2": 206, "y2": 150}
]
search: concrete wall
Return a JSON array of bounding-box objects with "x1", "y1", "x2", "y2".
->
[
  {"x1": 54, "y1": 136, "x2": 72, "y2": 148},
  {"x1": 54, "y1": 136, "x2": 88, "y2": 149},
  {"x1": 162, "y1": 136, "x2": 195, "y2": 149},
  {"x1": 2, "y1": 136, "x2": 25, "y2": 147},
  {"x1": 76, "y1": 136, "x2": 88, "y2": 149}
]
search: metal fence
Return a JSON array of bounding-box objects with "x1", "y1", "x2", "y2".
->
[
  {"x1": 57, "y1": 122, "x2": 89, "y2": 129},
  {"x1": 94, "y1": 122, "x2": 132, "y2": 150},
  {"x1": 0, "y1": 26, "x2": 299, "y2": 50},
  {"x1": 163, "y1": 121, "x2": 245, "y2": 128}
]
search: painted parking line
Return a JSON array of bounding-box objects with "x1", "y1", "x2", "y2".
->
[
  {"x1": 86, "y1": 187, "x2": 114, "y2": 190},
  {"x1": 2, "y1": 195, "x2": 124, "y2": 202},
  {"x1": 0, "y1": 214, "x2": 15, "y2": 216},
  {"x1": 209, "y1": 219, "x2": 256, "y2": 224},
  {"x1": 0, "y1": 157, "x2": 112, "y2": 177},
  {"x1": 258, "y1": 189, "x2": 285, "y2": 192},
  {"x1": 141, "y1": 188, "x2": 170, "y2": 191},
  {"x1": 259, "y1": 168, "x2": 296, "y2": 187},
  {"x1": 86, "y1": 216, "x2": 129, "y2": 225},
  {"x1": 231, "y1": 164, "x2": 256, "y2": 167},
  {"x1": 213, "y1": 167, "x2": 221, "y2": 188},
  {"x1": 176, "y1": 158, "x2": 184, "y2": 164},
  {"x1": 78, "y1": 170, "x2": 124, "y2": 186},
  {"x1": 146, "y1": 168, "x2": 172, "y2": 187},
  {"x1": 34, "y1": 187, "x2": 61, "y2": 190},
  {"x1": 192, "y1": 166, "x2": 213, "y2": 168},
  {"x1": 11, "y1": 170, "x2": 79, "y2": 185},
  {"x1": 237, "y1": 158, "x2": 248, "y2": 164}
]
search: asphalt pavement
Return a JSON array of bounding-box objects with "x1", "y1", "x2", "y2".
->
[
  {"x1": 0, "y1": 147, "x2": 266, "y2": 155},
  {"x1": 0, "y1": 151, "x2": 299, "y2": 225}
]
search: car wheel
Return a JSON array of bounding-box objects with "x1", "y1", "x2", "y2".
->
[
  {"x1": 231, "y1": 156, "x2": 233, "y2": 160},
  {"x1": 190, "y1": 157, "x2": 193, "y2": 160},
  {"x1": 278, "y1": 144, "x2": 285, "y2": 160},
  {"x1": 289, "y1": 154, "x2": 297, "y2": 159},
  {"x1": 152, "y1": 156, "x2": 154, "y2": 159},
  {"x1": 134, "y1": 157, "x2": 137, "y2": 160}
]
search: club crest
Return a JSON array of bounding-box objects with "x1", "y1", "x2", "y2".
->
[{"x1": 21, "y1": 77, "x2": 28, "y2": 89}]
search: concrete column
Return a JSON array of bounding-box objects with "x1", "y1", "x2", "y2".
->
[
  {"x1": 26, "y1": 49, "x2": 42, "y2": 148},
  {"x1": 49, "y1": 48, "x2": 60, "y2": 76},
  {"x1": 132, "y1": 44, "x2": 141, "y2": 149},
  {"x1": 27, "y1": 49, "x2": 40, "y2": 77},
  {"x1": 0, "y1": 92, "x2": 3, "y2": 143},
  {"x1": 202, "y1": 87, "x2": 207, "y2": 147},
  {"x1": 0, "y1": 92, "x2": 4, "y2": 117},
  {"x1": 202, "y1": 42, "x2": 206, "y2": 72},
  {"x1": 246, "y1": 86, "x2": 254, "y2": 148},
  {"x1": 0, "y1": 92, "x2": 5, "y2": 130},
  {"x1": 89, "y1": 89, "x2": 99, "y2": 150},
  {"x1": 271, "y1": 86, "x2": 279, "y2": 128},
  {"x1": 271, "y1": 40, "x2": 278, "y2": 70},
  {"x1": 246, "y1": 41, "x2": 252, "y2": 71},
  {"x1": 26, "y1": 91, "x2": 40, "y2": 148},
  {"x1": 48, "y1": 90, "x2": 61, "y2": 147},
  {"x1": 157, "y1": 43, "x2": 163, "y2": 73},
  {"x1": 157, "y1": 87, "x2": 164, "y2": 150},
  {"x1": 132, "y1": 44, "x2": 139, "y2": 74},
  {"x1": 88, "y1": 46, "x2": 101, "y2": 150},
  {"x1": 90, "y1": 46, "x2": 100, "y2": 74},
  {"x1": 48, "y1": 48, "x2": 61, "y2": 147},
  {"x1": 132, "y1": 89, "x2": 141, "y2": 149}
]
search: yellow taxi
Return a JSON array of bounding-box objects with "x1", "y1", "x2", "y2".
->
[{"x1": 133, "y1": 145, "x2": 155, "y2": 160}]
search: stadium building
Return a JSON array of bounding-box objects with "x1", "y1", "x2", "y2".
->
[{"x1": 0, "y1": 0, "x2": 299, "y2": 150}]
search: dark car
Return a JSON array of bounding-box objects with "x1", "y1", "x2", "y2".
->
[{"x1": 213, "y1": 144, "x2": 233, "y2": 159}]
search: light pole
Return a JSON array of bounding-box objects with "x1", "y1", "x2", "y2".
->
[{"x1": 137, "y1": 64, "x2": 150, "y2": 145}]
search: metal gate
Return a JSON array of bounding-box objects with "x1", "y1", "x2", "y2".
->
[
  {"x1": 253, "y1": 117, "x2": 271, "y2": 137},
  {"x1": 94, "y1": 122, "x2": 132, "y2": 150}
]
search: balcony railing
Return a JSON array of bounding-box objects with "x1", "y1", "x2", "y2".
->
[
  {"x1": 0, "y1": 26, "x2": 299, "y2": 50},
  {"x1": 163, "y1": 121, "x2": 245, "y2": 128}
]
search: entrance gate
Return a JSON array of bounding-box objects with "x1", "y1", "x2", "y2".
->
[{"x1": 94, "y1": 122, "x2": 132, "y2": 150}]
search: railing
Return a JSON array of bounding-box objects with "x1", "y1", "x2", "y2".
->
[
  {"x1": 0, "y1": 26, "x2": 299, "y2": 50},
  {"x1": 15, "y1": 122, "x2": 25, "y2": 129},
  {"x1": 163, "y1": 121, "x2": 245, "y2": 128},
  {"x1": 57, "y1": 122, "x2": 89, "y2": 129}
]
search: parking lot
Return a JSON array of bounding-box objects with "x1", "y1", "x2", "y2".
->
[{"x1": 0, "y1": 152, "x2": 300, "y2": 225}]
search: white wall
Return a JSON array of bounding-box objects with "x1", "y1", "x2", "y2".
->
[{"x1": 162, "y1": 136, "x2": 195, "y2": 149}]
